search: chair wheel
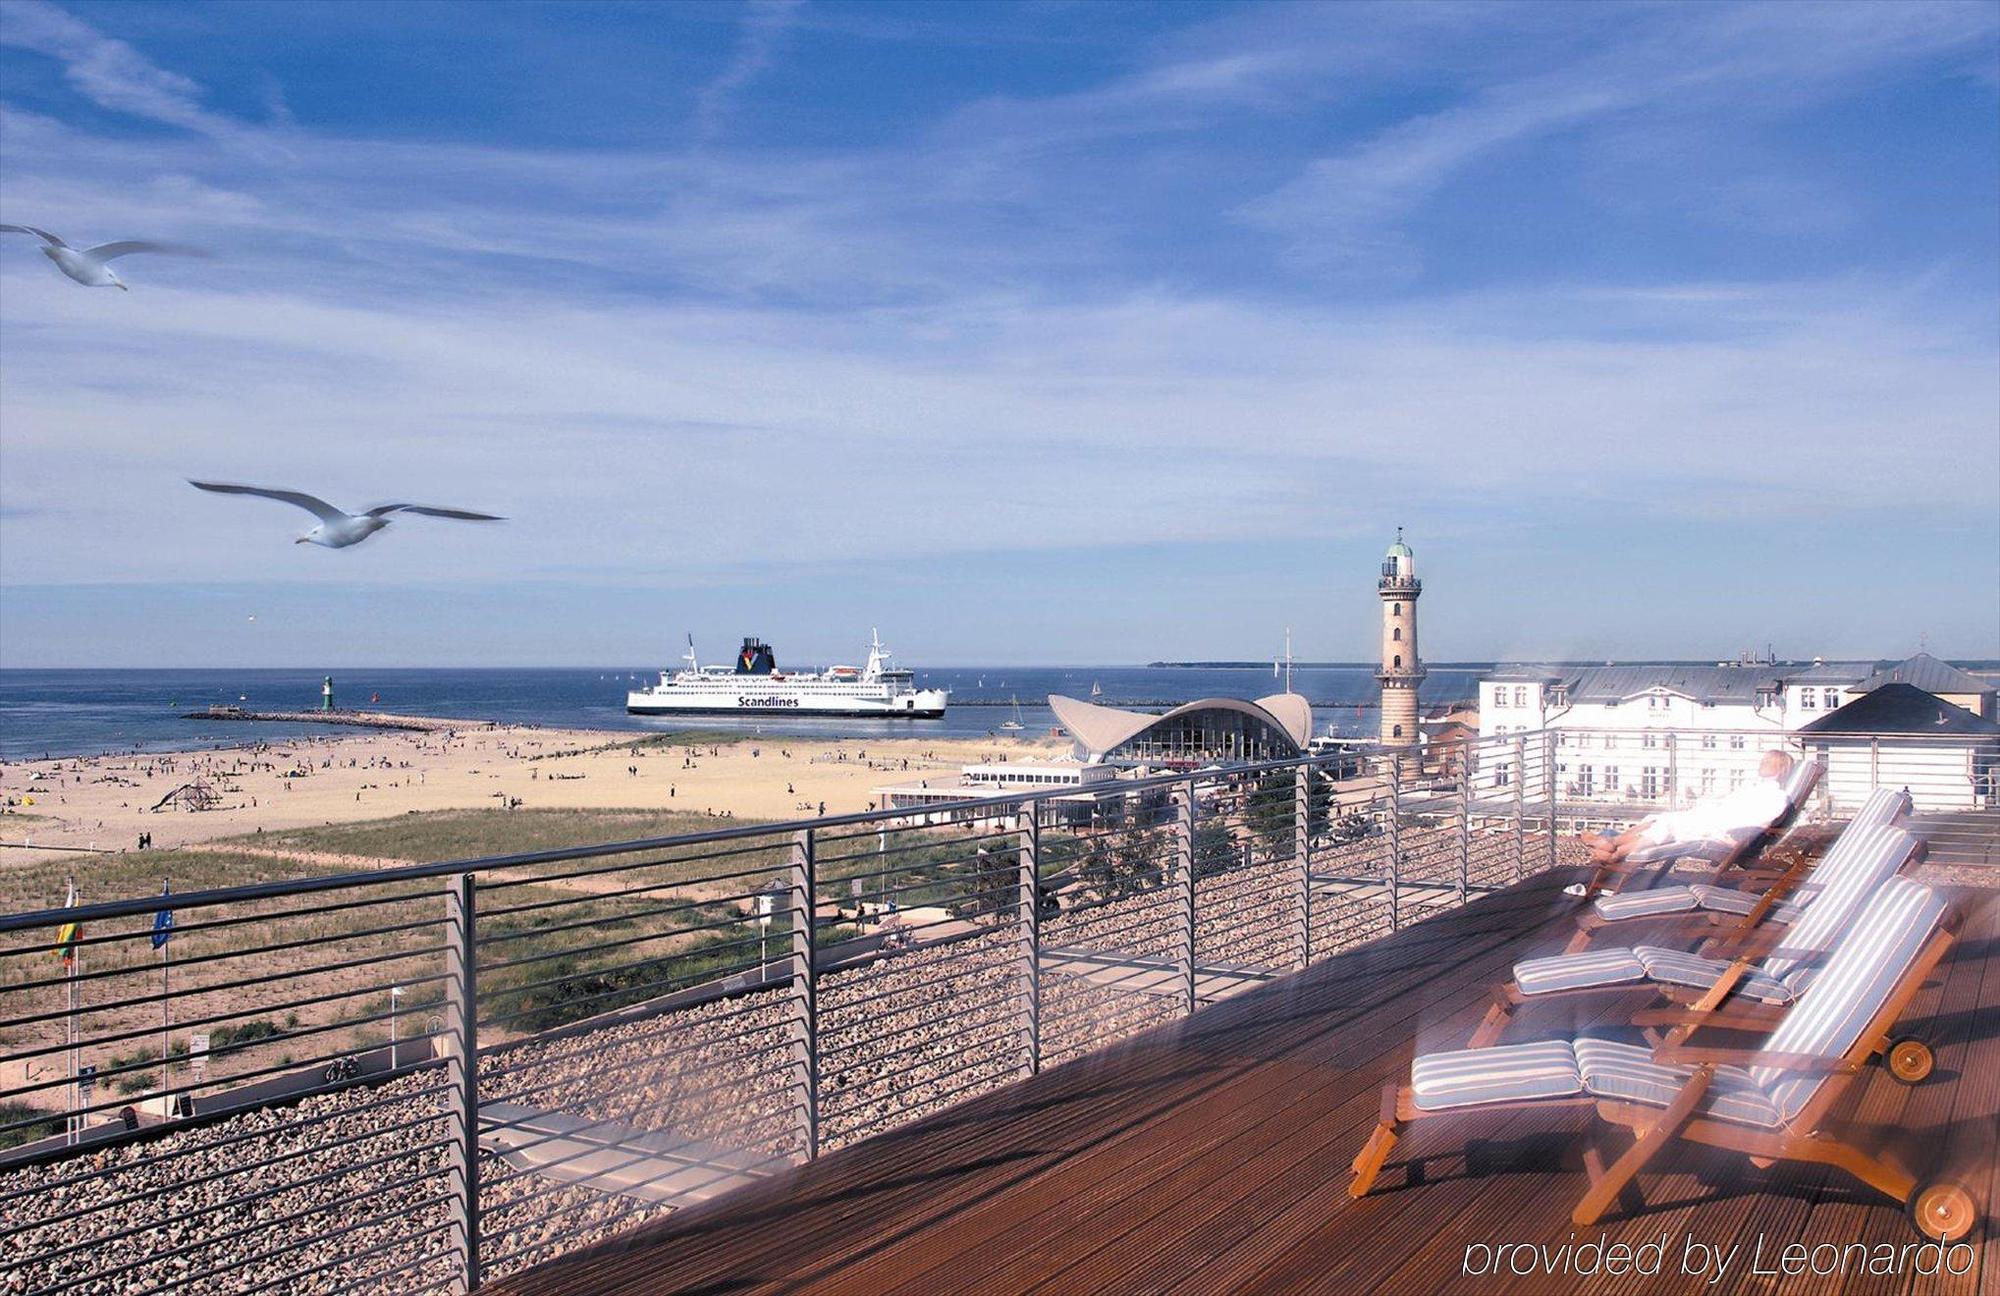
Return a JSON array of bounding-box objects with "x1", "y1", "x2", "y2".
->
[
  {"x1": 1887, "y1": 1037, "x2": 1933, "y2": 1084},
  {"x1": 1908, "y1": 1180, "x2": 1978, "y2": 1241}
]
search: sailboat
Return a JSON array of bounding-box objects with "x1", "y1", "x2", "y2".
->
[
  {"x1": 1090, "y1": 680, "x2": 1103, "y2": 699},
  {"x1": 999, "y1": 696, "x2": 1025, "y2": 731}
]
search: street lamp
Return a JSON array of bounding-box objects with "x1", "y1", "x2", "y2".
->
[{"x1": 389, "y1": 986, "x2": 404, "y2": 1067}]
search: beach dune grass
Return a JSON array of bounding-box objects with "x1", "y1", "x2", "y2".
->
[{"x1": 252, "y1": 807, "x2": 770, "y2": 864}]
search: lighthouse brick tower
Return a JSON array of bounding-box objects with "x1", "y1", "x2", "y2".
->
[{"x1": 1376, "y1": 529, "x2": 1424, "y2": 747}]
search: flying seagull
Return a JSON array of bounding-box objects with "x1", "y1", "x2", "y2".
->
[
  {"x1": 190, "y1": 481, "x2": 504, "y2": 549},
  {"x1": 2, "y1": 224, "x2": 206, "y2": 290}
]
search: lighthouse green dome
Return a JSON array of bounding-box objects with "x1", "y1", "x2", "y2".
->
[{"x1": 1386, "y1": 528, "x2": 1412, "y2": 559}]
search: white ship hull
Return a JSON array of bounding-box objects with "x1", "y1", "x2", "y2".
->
[{"x1": 626, "y1": 686, "x2": 947, "y2": 718}]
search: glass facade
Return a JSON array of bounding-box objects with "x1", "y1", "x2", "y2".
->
[{"x1": 1102, "y1": 706, "x2": 1302, "y2": 765}]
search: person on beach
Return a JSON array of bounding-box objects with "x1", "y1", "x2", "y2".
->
[{"x1": 1578, "y1": 749, "x2": 1795, "y2": 866}]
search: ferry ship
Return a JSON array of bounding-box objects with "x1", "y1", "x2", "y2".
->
[{"x1": 627, "y1": 632, "x2": 949, "y2": 718}]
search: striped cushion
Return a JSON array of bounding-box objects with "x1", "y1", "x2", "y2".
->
[
  {"x1": 1688, "y1": 883, "x2": 1764, "y2": 917},
  {"x1": 1592, "y1": 887, "x2": 1700, "y2": 921},
  {"x1": 1625, "y1": 836, "x2": 1736, "y2": 867},
  {"x1": 1411, "y1": 1040, "x2": 1582, "y2": 1112},
  {"x1": 1849, "y1": 786, "x2": 1912, "y2": 831},
  {"x1": 1752, "y1": 877, "x2": 1947, "y2": 1124},
  {"x1": 1779, "y1": 757, "x2": 1821, "y2": 811},
  {"x1": 1633, "y1": 945, "x2": 1795, "y2": 1004},
  {"x1": 1762, "y1": 824, "x2": 1917, "y2": 983},
  {"x1": 1572, "y1": 1039, "x2": 1782, "y2": 1127},
  {"x1": 1514, "y1": 948, "x2": 1648, "y2": 996}
]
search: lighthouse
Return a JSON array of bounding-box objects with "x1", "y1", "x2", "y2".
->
[{"x1": 1376, "y1": 530, "x2": 1424, "y2": 746}]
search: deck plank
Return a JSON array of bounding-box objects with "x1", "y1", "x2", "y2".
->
[{"x1": 484, "y1": 873, "x2": 1998, "y2": 1296}]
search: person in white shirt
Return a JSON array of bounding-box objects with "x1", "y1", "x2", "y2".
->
[{"x1": 1581, "y1": 750, "x2": 1795, "y2": 867}]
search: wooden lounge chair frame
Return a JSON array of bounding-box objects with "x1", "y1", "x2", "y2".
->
[
  {"x1": 1349, "y1": 909, "x2": 1974, "y2": 1242},
  {"x1": 1580, "y1": 758, "x2": 1824, "y2": 898},
  {"x1": 1469, "y1": 836, "x2": 1931, "y2": 1079}
]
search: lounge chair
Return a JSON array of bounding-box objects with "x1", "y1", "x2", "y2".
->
[
  {"x1": 1350, "y1": 876, "x2": 1975, "y2": 1241},
  {"x1": 1564, "y1": 786, "x2": 1912, "y2": 949},
  {"x1": 1469, "y1": 822, "x2": 1925, "y2": 1076},
  {"x1": 1582, "y1": 756, "x2": 1822, "y2": 897}
]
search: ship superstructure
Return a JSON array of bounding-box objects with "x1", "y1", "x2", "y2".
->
[{"x1": 627, "y1": 631, "x2": 948, "y2": 718}]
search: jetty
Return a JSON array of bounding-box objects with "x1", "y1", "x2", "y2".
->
[{"x1": 179, "y1": 705, "x2": 488, "y2": 733}]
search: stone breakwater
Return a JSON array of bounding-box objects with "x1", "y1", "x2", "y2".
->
[{"x1": 1, "y1": 826, "x2": 1583, "y2": 1294}]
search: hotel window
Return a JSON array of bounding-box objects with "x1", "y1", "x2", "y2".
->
[
  {"x1": 1729, "y1": 768, "x2": 1745, "y2": 791},
  {"x1": 1576, "y1": 765, "x2": 1595, "y2": 796},
  {"x1": 1729, "y1": 735, "x2": 1746, "y2": 750},
  {"x1": 1556, "y1": 733, "x2": 1569, "y2": 748},
  {"x1": 1823, "y1": 688, "x2": 1840, "y2": 709},
  {"x1": 1641, "y1": 767, "x2": 1661, "y2": 798},
  {"x1": 1700, "y1": 768, "x2": 1717, "y2": 795},
  {"x1": 1800, "y1": 690, "x2": 1817, "y2": 710},
  {"x1": 1701, "y1": 734, "x2": 1717, "y2": 749},
  {"x1": 1603, "y1": 765, "x2": 1620, "y2": 795},
  {"x1": 1642, "y1": 733, "x2": 1658, "y2": 749},
  {"x1": 1514, "y1": 687, "x2": 1529, "y2": 707}
]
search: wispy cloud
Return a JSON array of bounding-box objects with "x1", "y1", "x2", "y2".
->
[
  {"x1": 0, "y1": 0, "x2": 283, "y2": 155},
  {"x1": 1239, "y1": 1, "x2": 2000, "y2": 269},
  {"x1": 692, "y1": 0, "x2": 806, "y2": 144}
]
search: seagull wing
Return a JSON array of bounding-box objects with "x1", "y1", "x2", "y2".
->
[
  {"x1": 190, "y1": 480, "x2": 350, "y2": 524},
  {"x1": 84, "y1": 240, "x2": 208, "y2": 261},
  {"x1": 365, "y1": 504, "x2": 505, "y2": 521},
  {"x1": 1, "y1": 224, "x2": 67, "y2": 248}
]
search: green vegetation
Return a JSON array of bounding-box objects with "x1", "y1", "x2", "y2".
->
[
  {"x1": 249, "y1": 807, "x2": 772, "y2": 864},
  {"x1": 0, "y1": 1100, "x2": 61, "y2": 1150}
]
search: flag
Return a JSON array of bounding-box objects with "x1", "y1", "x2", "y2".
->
[
  {"x1": 152, "y1": 879, "x2": 174, "y2": 950},
  {"x1": 54, "y1": 878, "x2": 80, "y2": 969}
]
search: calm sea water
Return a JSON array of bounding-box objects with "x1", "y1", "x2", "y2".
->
[{"x1": 0, "y1": 665, "x2": 1488, "y2": 761}]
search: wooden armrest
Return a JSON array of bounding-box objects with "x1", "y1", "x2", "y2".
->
[
  {"x1": 1653, "y1": 1044, "x2": 1859, "y2": 1073},
  {"x1": 1629, "y1": 1004, "x2": 1777, "y2": 1029}
]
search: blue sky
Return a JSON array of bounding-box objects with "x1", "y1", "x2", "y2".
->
[{"x1": 0, "y1": 0, "x2": 1995, "y2": 668}]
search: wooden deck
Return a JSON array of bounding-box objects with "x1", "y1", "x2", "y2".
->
[{"x1": 488, "y1": 865, "x2": 1999, "y2": 1296}]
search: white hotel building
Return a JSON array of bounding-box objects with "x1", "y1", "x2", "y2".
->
[{"x1": 1474, "y1": 654, "x2": 1996, "y2": 809}]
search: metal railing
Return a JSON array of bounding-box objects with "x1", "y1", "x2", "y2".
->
[{"x1": 6, "y1": 721, "x2": 1987, "y2": 1292}]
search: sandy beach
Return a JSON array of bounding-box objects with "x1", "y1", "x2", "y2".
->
[{"x1": 0, "y1": 724, "x2": 1068, "y2": 866}]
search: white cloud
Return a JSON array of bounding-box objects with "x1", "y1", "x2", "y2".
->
[{"x1": 692, "y1": 0, "x2": 806, "y2": 144}]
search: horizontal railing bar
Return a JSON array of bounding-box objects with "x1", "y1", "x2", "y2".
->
[
  {"x1": 475, "y1": 839, "x2": 786, "y2": 894},
  {"x1": 9, "y1": 1125, "x2": 454, "y2": 1265},
  {"x1": 16, "y1": 1154, "x2": 454, "y2": 1293},
  {"x1": 476, "y1": 886, "x2": 764, "y2": 946},
  {"x1": 0, "y1": 1081, "x2": 450, "y2": 1214}
]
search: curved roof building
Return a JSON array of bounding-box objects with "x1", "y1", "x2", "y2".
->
[{"x1": 1048, "y1": 693, "x2": 1312, "y2": 765}]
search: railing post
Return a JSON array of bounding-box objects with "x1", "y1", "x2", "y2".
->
[
  {"x1": 1511, "y1": 735, "x2": 1527, "y2": 883},
  {"x1": 1667, "y1": 733, "x2": 1680, "y2": 808},
  {"x1": 1017, "y1": 807, "x2": 1040, "y2": 1078},
  {"x1": 1386, "y1": 754, "x2": 1402, "y2": 933},
  {"x1": 788, "y1": 828, "x2": 818, "y2": 1162},
  {"x1": 444, "y1": 872, "x2": 480, "y2": 1295},
  {"x1": 1294, "y1": 763, "x2": 1312, "y2": 969},
  {"x1": 1454, "y1": 748, "x2": 1470, "y2": 906},
  {"x1": 1543, "y1": 731, "x2": 1559, "y2": 876},
  {"x1": 1175, "y1": 777, "x2": 1197, "y2": 1016}
]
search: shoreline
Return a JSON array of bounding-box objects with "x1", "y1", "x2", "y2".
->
[{"x1": 0, "y1": 722, "x2": 1068, "y2": 866}]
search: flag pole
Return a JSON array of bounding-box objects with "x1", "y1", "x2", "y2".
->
[{"x1": 160, "y1": 918, "x2": 171, "y2": 1107}]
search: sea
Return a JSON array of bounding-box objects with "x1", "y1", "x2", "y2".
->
[{"x1": 0, "y1": 665, "x2": 1490, "y2": 762}]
